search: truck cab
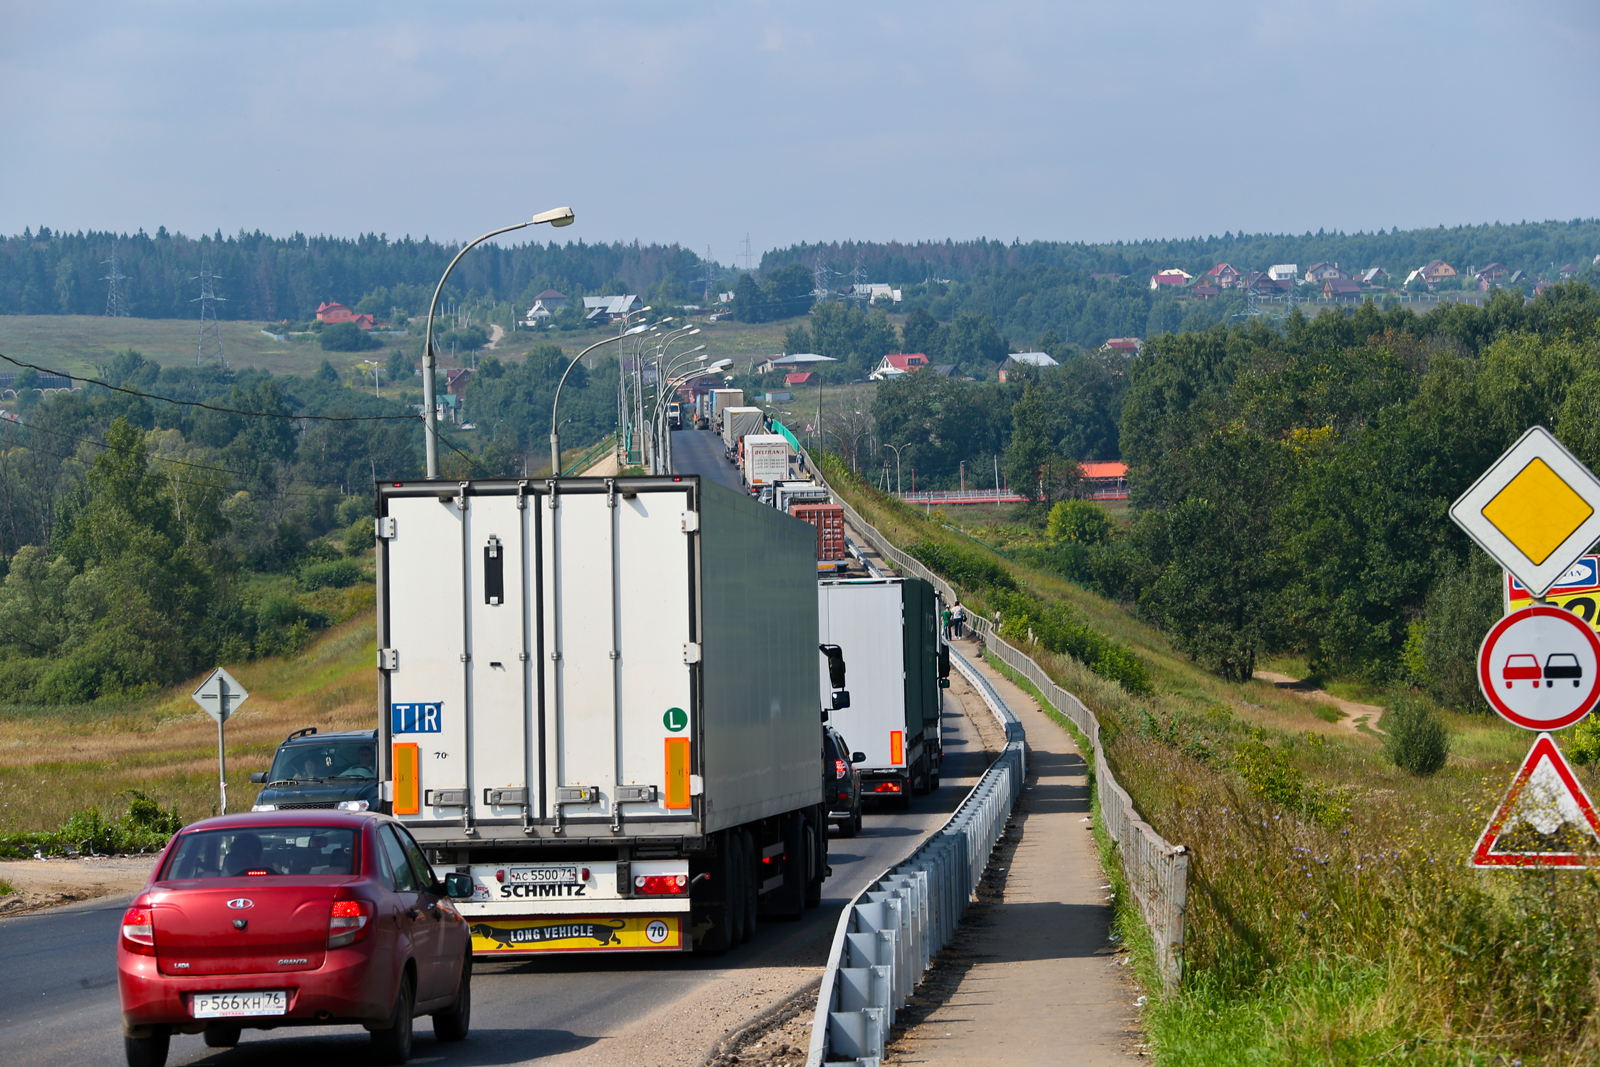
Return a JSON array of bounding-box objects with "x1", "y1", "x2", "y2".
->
[{"x1": 248, "y1": 728, "x2": 382, "y2": 812}]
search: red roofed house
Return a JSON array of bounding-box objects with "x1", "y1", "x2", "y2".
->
[
  {"x1": 1322, "y1": 278, "x2": 1364, "y2": 301},
  {"x1": 785, "y1": 372, "x2": 815, "y2": 387},
  {"x1": 1205, "y1": 263, "x2": 1242, "y2": 289},
  {"x1": 1149, "y1": 268, "x2": 1192, "y2": 290},
  {"x1": 1102, "y1": 337, "x2": 1142, "y2": 353},
  {"x1": 315, "y1": 301, "x2": 377, "y2": 329},
  {"x1": 869, "y1": 353, "x2": 930, "y2": 380},
  {"x1": 446, "y1": 368, "x2": 474, "y2": 397}
]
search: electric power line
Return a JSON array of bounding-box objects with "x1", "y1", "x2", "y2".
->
[
  {"x1": 0, "y1": 354, "x2": 417, "y2": 422},
  {"x1": 193, "y1": 254, "x2": 227, "y2": 369}
]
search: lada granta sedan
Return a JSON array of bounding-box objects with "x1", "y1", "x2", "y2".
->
[{"x1": 117, "y1": 810, "x2": 473, "y2": 1066}]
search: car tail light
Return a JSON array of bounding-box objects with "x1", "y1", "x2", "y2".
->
[
  {"x1": 874, "y1": 782, "x2": 902, "y2": 793},
  {"x1": 328, "y1": 899, "x2": 373, "y2": 948},
  {"x1": 834, "y1": 758, "x2": 848, "y2": 780},
  {"x1": 121, "y1": 906, "x2": 155, "y2": 955},
  {"x1": 633, "y1": 874, "x2": 689, "y2": 895}
]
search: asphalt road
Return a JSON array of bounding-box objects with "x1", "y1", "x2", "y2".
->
[
  {"x1": 669, "y1": 428, "x2": 743, "y2": 492},
  {"x1": 0, "y1": 702, "x2": 990, "y2": 1066}
]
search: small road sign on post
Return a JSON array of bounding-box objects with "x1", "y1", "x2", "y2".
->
[
  {"x1": 1450, "y1": 426, "x2": 1600, "y2": 598},
  {"x1": 1473, "y1": 733, "x2": 1600, "y2": 867},
  {"x1": 192, "y1": 668, "x2": 249, "y2": 814},
  {"x1": 1477, "y1": 605, "x2": 1600, "y2": 730}
]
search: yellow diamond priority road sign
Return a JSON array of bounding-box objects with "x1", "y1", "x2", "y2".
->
[{"x1": 1452, "y1": 427, "x2": 1600, "y2": 598}]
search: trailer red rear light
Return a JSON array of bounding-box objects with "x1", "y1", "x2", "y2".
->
[
  {"x1": 496, "y1": 869, "x2": 506, "y2": 883},
  {"x1": 634, "y1": 874, "x2": 689, "y2": 895},
  {"x1": 834, "y1": 758, "x2": 849, "y2": 779},
  {"x1": 121, "y1": 906, "x2": 155, "y2": 955},
  {"x1": 874, "y1": 782, "x2": 902, "y2": 793}
]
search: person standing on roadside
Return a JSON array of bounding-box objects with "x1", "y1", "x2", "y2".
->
[
  {"x1": 940, "y1": 603, "x2": 953, "y2": 640},
  {"x1": 952, "y1": 603, "x2": 966, "y2": 639}
]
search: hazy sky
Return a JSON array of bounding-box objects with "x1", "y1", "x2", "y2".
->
[{"x1": 3, "y1": 1, "x2": 1596, "y2": 261}]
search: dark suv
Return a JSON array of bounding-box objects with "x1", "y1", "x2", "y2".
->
[
  {"x1": 249, "y1": 727, "x2": 381, "y2": 812},
  {"x1": 825, "y1": 726, "x2": 866, "y2": 837}
]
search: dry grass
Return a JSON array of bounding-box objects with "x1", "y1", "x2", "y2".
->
[{"x1": 0, "y1": 613, "x2": 377, "y2": 830}]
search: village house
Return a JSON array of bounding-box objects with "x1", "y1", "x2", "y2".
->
[
  {"x1": 1102, "y1": 337, "x2": 1142, "y2": 353},
  {"x1": 583, "y1": 294, "x2": 645, "y2": 322},
  {"x1": 1359, "y1": 267, "x2": 1389, "y2": 287},
  {"x1": 996, "y1": 352, "x2": 1059, "y2": 382},
  {"x1": 869, "y1": 353, "x2": 930, "y2": 380},
  {"x1": 315, "y1": 302, "x2": 377, "y2": 329},
  {"x1": 784, "y1": 372, "x2": 814, "y2": 387},
  {"x1": 1322, "y1": 278, "x2": 1364, "y2": 301},
  {"x1": 1413, "y1": 259, "x2": 1458, "y2": 286},
  {"x1": 1304, "y1": 262, "x2": 1349, "y2": 284},
  {"x1": 1204, "y1": 263, "x2": 1242, "y2": 289},
  {"x1": 523, "y1": 289, "x2": 568, "y2": 323},
  {"x1": 1149, "y1": 268, "x2": 1192, "y2": 290},
  {"x1": 1268, "y1": 264, "x2": 1298, "y2": 282}
]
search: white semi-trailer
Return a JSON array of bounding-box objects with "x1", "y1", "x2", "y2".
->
[
  {"x1": 707, "y1": 389, "x2": 744, "y2": 433},
  {"x1": 817, "y1": 577, "x2": 947, "y2": 807},
  {"x1": 376, "y1": 475, "x2": 833, "y2": 958},
  {"x1": 741, "y1": 434, "x2": 791, "y2": 490},
  {"x1": 721, "y1": 407, "x2": 765, "y2": 457}
]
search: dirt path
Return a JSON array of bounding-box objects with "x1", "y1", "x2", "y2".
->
[
  {"x1": 0, "y1": 855, "x2": 157, "y2": 918},
  {"x1": 1253, "y1": 671, "x2": 1387, "y2": 736},
  {"x1": 486, "y1": 323, "x2": 504, "y2": 349}
]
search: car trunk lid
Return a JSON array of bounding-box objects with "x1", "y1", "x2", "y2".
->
[{"x1": 151, "y1": 882, "x2": 338, "y2": 975}]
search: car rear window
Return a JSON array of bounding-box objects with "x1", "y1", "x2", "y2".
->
[{"x1": 161, "y1": 827, "x2": 359, "y2": 879}]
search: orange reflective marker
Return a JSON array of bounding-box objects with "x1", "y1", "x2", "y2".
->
[
  {"x1": 393, "y1": 743, "x2": 420, "y2": 815},
  {"x1": 890, "y1": 730, "x2": 904, "y2": 766},
  {"x1": 664, "y1": 738, "x2": 691, "y2": 809}
]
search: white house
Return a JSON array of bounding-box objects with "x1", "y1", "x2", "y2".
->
[
  {"x1": 1268, "y1": 264, "x2": 1298, "y2": 282},
  {"x1": 997, "y1": 352, "x2": 1059, "y2": 382},
  {"x1": 583, "y1": 295, "x2": 645, "y2": 322}
]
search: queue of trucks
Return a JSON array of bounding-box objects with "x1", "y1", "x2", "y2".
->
[{"x1": 247, "y1": 388, "x2": 951, "y2": 961}]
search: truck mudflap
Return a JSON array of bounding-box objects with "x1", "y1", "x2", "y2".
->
[{"x1": 467, "y1": 915, "x2": 688, "y2": 955}]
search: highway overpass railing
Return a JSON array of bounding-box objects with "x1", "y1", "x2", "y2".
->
[
  {"x1": 803, "y1": 456, "x2": 1189, "y2": 1000},
  {"x1": 805, "y1": 645, "x2": 1025, "y2": 1066}
]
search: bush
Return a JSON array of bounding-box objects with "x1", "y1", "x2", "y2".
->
[
  {"x1": 1568, "y1": 714, "x2": 1600, "y2": 765},
  {"x1": 1047, "y1": 499, "x2": 1114, "y2": 545},
  {"x1": 0, "y1": 791, "x2": 181, "y2": 857},
  {"x1": 1383, "y1": 695, "x2": 1450, "y2": 775},
  {"x1": 298, "y1": 559, "x2": 361, "y2": 591},
  {"x1": 318, "y1": 322, "x2": 377, "y2": 352},
  {"x1": 904, "y1": 539, "x2": 1017, "y2": 592},
  {"x1": 988, "y1": 587, "x2": 1152, "y2": 695}
]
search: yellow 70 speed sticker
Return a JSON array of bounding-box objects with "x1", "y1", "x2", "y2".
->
[{"x1": 468, "y1": 915, "x2": 682, "y2": 953}]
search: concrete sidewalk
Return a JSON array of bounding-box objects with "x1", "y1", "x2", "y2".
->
[{"x1": 887, "y1": 636, "x2": 1144, "y2": 1065}]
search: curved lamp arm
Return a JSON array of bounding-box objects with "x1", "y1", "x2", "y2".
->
[
  {"x1": 423, "y1": 207, "x2": 574, "y2": 478},
  {"x1": 550, "y1": 324, "x2": 654, "y2": 476}
]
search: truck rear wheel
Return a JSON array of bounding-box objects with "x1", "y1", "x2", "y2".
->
[
  {"x1": 733, "y1": 829, "x2": 756, "y2": 945},
  {"x1": 804, "y1": 813, "x2": 825, "y2": 908}
]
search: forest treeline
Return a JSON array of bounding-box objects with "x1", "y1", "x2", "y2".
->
[
  {"x1": 0, "y1": 227, "x2": 710, "y2": 321},
  {"x1": 1000, "y1": 283, "x2": 1600, "y2": 705},
  {"x1": 0, "y1": 340, "x2": 614, "y2": 703},
  {"x1": 762, "y1": 218, "x2": 1600, "y2": 288}
]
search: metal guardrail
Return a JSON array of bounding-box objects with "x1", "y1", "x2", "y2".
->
[
  {"x1": 561, "y1": 432, "x2": 619, "y2": 476},
  {"x1": 806, "y1": 646, "x2": 1025, "y2": 1066},
  {"x1": 804, "y1": 455, "x2": 1189, "y2": 993}
]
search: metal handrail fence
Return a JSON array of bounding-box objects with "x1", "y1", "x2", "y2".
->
[
  {"x1": 803, "y1": 453, "x2": 1189, "y2": 993},
  {"x1": 806, "y1": 646, "x2": 1025, "y2": 1066}
]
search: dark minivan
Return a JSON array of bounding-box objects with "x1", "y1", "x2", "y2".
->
[{"x1": 251, "y1": 728, "x2": 381, "y2": 812}]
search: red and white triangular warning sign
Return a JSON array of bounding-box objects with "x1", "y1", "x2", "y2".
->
[{"x1": 1473, "y1": 733, "x2": 1600, "y2": 867}]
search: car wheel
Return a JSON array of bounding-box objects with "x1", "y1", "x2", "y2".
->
[
  {"x1": 433, "y1": 952, "x2": 472, "y2": 1042},
  {"x1": 371, "y1": 972, "x2": 415, "y2": 1065},
  {"x1": 837, "y1": 809, "x2": 857, "y2": 838},
  {"x1": 203, "y1": 1023, "x2": 241, "y2": 1048},
  {"x1": 852, "y1": 804, "x2": 864, "y2": 837},
  {"x1": 124, "y1": 1028, "x2": 170, "y2": 1067}
]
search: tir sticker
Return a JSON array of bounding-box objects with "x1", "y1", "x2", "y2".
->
[
  {"x1": 392, "y1": 702, "x2": 443, "y2": 733},
  {"x1": 469, "y1": 915, "x2": 683, "y2": 953}
]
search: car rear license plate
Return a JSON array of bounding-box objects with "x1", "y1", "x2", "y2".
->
[
  {"x1": 508, "y1": 865, "x2": 579, "y2": 885},
  {"x1": 192, "y1": 990, "x2": 287, "y2": 1018}
]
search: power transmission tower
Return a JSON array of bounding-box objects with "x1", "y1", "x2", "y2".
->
[
  {"x1": 741, "y1": 233, "x2": 754, "y2": 274},
  {"x1": 193, "y1": 253, "x2": 227, "y2": 368},
  {"x1": 850, "y1": 254, "x2": 866, "y2": 298},
  {"x1": 812, "y1": 253, "x2": 830, "y2": 299},
  {"x1": 103, "y1": 243, "x2": 129, "y2": 317}
]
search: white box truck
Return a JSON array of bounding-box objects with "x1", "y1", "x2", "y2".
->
[
  {"x1": 741, "y1": 434, "x2": 791, "y2": 490},
  {"x1": 376, "y1": 475, "x2": 833, "y2": 957},
  {"x1": 817, "y1": 578, "x2": 947, "y2": 808},
  {"x1": 721, "y1": 407, "x2": 764, "y2": 457},
  {"x1": 708, "y1": 389, "x2": 744, "y2": 433}
]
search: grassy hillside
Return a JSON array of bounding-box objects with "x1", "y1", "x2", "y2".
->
[{"x1": 0, "y1": 610, "x2": 377, "y2": 835}]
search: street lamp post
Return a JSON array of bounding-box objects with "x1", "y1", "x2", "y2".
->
[
  {"x1": 882, "y1": 442, "x2": 903, "y2": 495},
  {"x1": 551, "y1": 322, "x2": 655, "y2": 477},
  {"x1": 423, "y1": 206, "x2": 575, "y2": 479}
]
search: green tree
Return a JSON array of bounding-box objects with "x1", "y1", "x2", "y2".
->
[
  {"x1": 1048, "y1": 499, "x2": 1114, "y2": 545},
  {"x1": 1003, "y1": 383, "x2": 1054, "y2": 502},
  {"x1": 319, "y1": 321, "x2": 376, "y2": 351},
  {"x1": 944, "y1": 311, "x2": 1008, "y2": 372}
]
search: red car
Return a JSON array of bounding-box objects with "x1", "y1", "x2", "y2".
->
[{"x1": 117, "y1": 810, "x2": 473, "y2": 1067}]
